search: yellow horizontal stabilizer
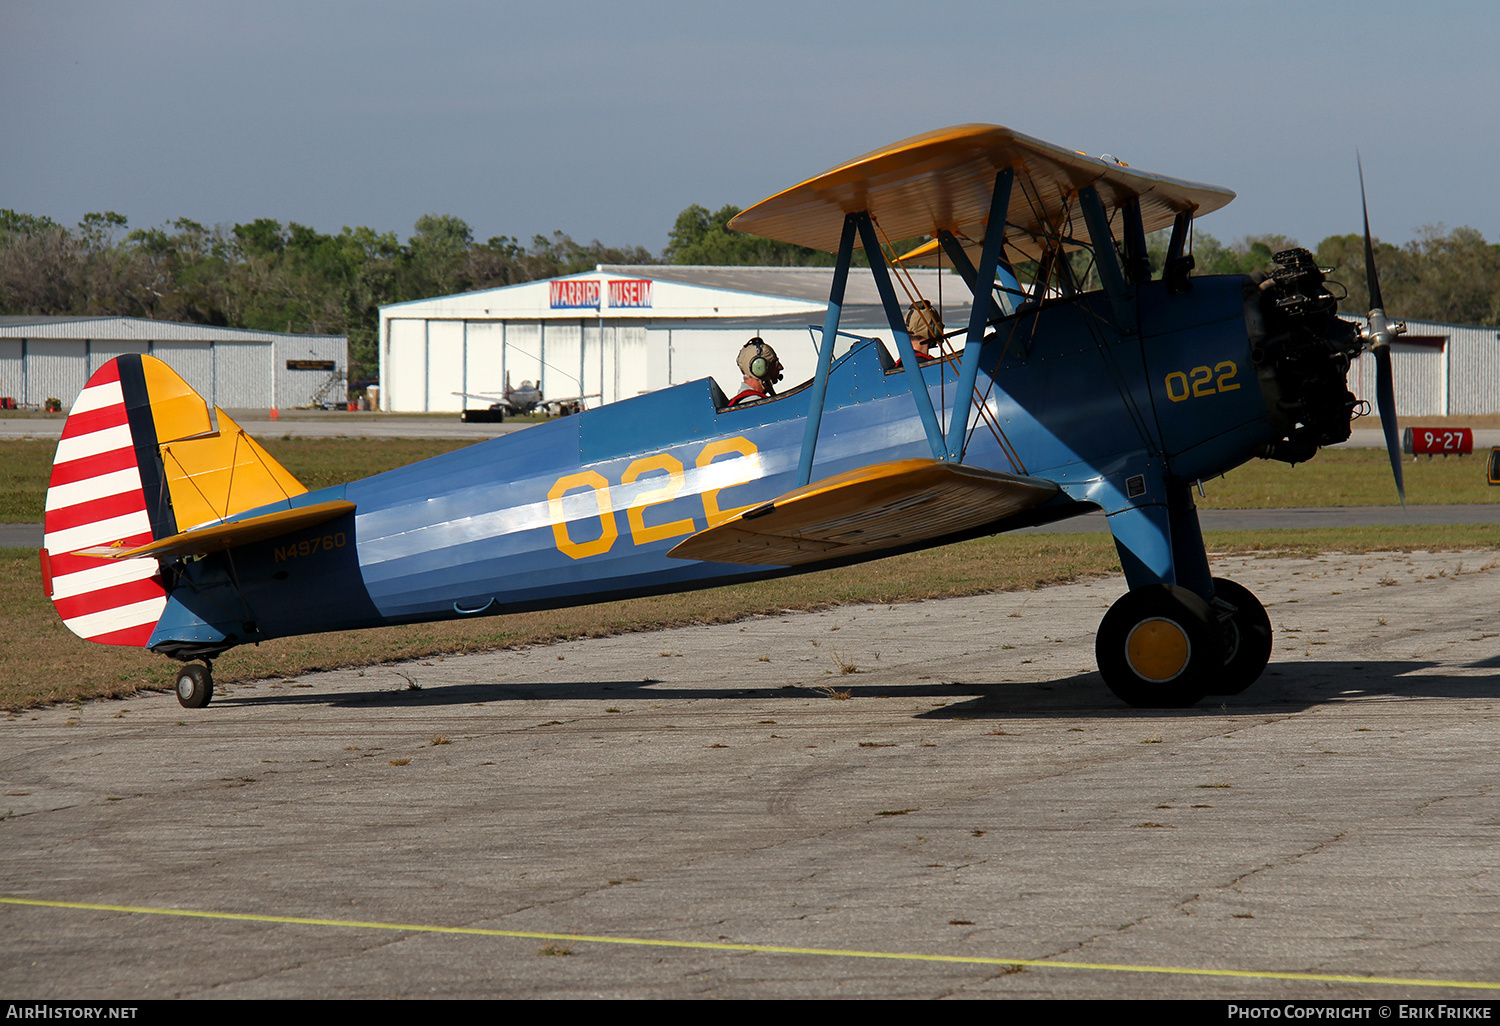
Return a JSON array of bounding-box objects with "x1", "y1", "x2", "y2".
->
[
  {"x1": 158, "y1": 407, "x2": 309, "y2": 531},
  {"x1": 70, "y1": 500, "x2": 355, "y2": 561},
  {"x1": 668, "y1": 459, "x2": 1058, "y2": 567},
  {"x1": 729, "y1": 124, "x2": 1234, "y2": 262}
]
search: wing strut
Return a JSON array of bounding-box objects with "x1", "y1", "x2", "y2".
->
[
  {"x1": 945, "y1": 168, "x2": 1013, "y2": 460},
  {"x1": 795, "y1": 214, "x2": 859, "y2": 487},
  {"x1": 854, "y1": 215, "x2": 947, "y2": 463},
  {"x1": 936, "y1": 230, "x2": 1006, "y2": 323},
  {"x1": 1077, "y1": 184, "x2": 1136, "y2": 335}
]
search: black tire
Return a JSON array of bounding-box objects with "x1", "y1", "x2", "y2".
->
[
  {"x1": 175, "y1": 663, "x2": 213, "y2": 709},
  {"x1": 1096, "y1": 584, "x2": 1222, "y2": 708},
  {"x1": 1204, "y1": 577, "x2": 1272, "y2": 696}
]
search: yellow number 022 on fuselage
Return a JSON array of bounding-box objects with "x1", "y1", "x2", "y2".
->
[
  {"x1": 1164, "y1": 361, "x2": 1240, "y2": 402},
  {"x1": 548, "y1": 437, "x2": 761, "y2": 560}
]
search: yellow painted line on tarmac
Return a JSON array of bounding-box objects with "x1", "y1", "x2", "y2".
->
[{"x1": 5, "y1": 895, "x2": 1499, "y2": 991}]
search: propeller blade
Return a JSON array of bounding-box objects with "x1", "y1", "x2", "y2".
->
[
  {"x1": 1374, "y1": 346, "x2": 1405, "y2": 508},
  {"x1": 1358, "y1": 154, "x2": 1384, "y2": 313},
  {"x1": 1359, "y1": 154, "x2": 1405, "y2": 506}
]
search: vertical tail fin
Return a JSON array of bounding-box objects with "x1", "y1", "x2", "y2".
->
[
  {"x1": 41, "y1": 354, "x2": 309, "y2": 648},
  {"x1": 42, "y1": 357, "x2": 169, "y2": 645}
]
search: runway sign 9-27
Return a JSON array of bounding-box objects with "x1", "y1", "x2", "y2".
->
[{"x1": 1403, "y1": 427, "x2": 1473, "y2": 455}]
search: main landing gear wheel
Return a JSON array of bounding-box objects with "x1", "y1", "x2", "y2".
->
[
  {"x1": 1096, "y1": 584, "x2": 1223, "y2": 708},
  {"x1": 1204, "y1": 577, "x2": 1272, "y2": 696},
  {"x1": 175, "y1": 663, "x2": 213, "y2": 709}
]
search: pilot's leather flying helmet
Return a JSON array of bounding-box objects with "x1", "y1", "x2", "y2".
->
[{"x1": 738, "y1": 338, "x2": 783, "y2": 385}]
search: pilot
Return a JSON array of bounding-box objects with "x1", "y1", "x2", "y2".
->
[
  {"x1": 727, "y1": 337, "x2": 783, "y2": 406},
  {"x1": 904, "y1": 299, "x2": 944, "y2": 361}
]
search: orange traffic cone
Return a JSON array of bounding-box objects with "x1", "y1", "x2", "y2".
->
[{"x1": 269, "y1": 406, "x2": 279, "y2": 420}]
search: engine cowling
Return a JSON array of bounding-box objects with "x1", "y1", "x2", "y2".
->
[{"x1": 1246, "y1": 248, "x2": 1364, "y2": 465}]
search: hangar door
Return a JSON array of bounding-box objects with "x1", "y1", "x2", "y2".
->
[{"x1": 385, "y1": 319, "x2": 426, "y2": 411}]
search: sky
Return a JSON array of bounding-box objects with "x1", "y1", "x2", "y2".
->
[{"x1": 4, "y1": 0, "x2": 1497, "y2": 255}]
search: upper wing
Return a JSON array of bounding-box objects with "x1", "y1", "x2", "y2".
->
[
  {"x1": 728, "y1": 124, "x2": 1234, "y2": 261},
  {"x1": 668, "y1": 458, "x2": 1058, "y2": 567}
]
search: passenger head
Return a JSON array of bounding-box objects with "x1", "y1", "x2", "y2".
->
[
  {"x1": 905, "y1": 300, "x2": 943, "y2": 357},
  {"x1": 737, "y1": 337, "x2": 783, "y2": 389}
]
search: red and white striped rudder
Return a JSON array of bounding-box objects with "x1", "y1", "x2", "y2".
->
[{"x1": 40, "y1": 359, "x2": 167, "y2": 647}]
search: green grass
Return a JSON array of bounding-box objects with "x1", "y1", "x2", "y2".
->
[{"x1": 1196, "y1": 448, "x2": 1495, "y2": 508}]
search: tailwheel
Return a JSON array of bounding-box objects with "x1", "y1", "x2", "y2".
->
[
  {"x1": 1204, "y1": 577, "x2": 1272, "y2": 696},
  {"x1": 175, "y1": 662, "x2": 213, "y2": 709},
  {"x1": 1096, "y1": 584, "x2": 1222, "y2": 708}
]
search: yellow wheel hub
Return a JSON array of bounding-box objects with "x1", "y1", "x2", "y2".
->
[{"x1": 1125, "y1": 618, "x2": 1190, "y2": 682}]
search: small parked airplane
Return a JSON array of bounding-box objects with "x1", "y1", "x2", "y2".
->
[
  {"x1": 454, "y1": 371, "x2": 599, "y2": 422},
  {"x1": 39, "y1": 124, "x2": 1403, "y2": 709}
]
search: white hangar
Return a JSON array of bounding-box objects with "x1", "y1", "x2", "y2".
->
[
  {"x1": 376, "y1": 265, "x2": 971, "y2": 413},
  {"x1": 0, "y1": 316, "x2": 348, "y2": 412}
]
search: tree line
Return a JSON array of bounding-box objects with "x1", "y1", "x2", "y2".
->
[{"x1": 3, "y1": 203, "x2": 1497, "y2": 380}]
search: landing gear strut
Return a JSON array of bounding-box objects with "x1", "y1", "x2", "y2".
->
[{"x1": 175, "y1": 661, "x2": 214, "y2": 709}]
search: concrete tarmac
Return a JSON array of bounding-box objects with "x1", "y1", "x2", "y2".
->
[{"x1": 4, "y1": 549, "x2": 1500, "y2": 999}]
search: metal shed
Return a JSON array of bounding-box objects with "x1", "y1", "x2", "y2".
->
[
  {"x1": 1344, "y1": 317, "x2": 1500, "y2": 417},
  {"x1": 0, "y1": 316, "x2": 348, "y2": 412}
]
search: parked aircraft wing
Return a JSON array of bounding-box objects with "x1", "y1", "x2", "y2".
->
[
  {"x1": 728, "y1": 124, "x2": 1234, "y2": 261},
  {"x1": 668, "y1": 458, "x2": 1058, "y2": 567}
]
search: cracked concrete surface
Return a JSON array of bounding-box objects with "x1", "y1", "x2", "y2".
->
[{"x1": 3, "y1": 549, "x2": 1500, "y2": 998}]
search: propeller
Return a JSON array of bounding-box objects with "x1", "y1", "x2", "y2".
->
[{"x1": 1358, "y1": 155, "x2": 1407, "y2": 507}]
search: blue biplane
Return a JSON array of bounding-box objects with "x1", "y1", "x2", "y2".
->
[{"x1": 40, "y1": 124, "x2": 1404, "y2": 709}]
